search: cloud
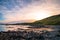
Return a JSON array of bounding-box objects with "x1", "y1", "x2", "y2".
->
[{"x1": 0, "y1": 0, "x2": 60, "y2": 23}]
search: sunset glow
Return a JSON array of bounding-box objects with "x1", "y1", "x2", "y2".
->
[
  {"x1": 0, "y1": 0, "x2": 60, "y2": 23},
  {"x1": 32, "y1": 10, "x2": 51, "y2": 20}
]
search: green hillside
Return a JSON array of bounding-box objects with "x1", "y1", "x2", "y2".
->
[{"x1": 34, "y1": 14, "x2": 60, "y2": 25}]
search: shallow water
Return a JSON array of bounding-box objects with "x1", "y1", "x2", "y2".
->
[
  {"x1": 0, "y1": 25, "x2": 31, "y2": 31},
  {"x1": 0, "y1": 25, "x2": 60, "y2": 32}
]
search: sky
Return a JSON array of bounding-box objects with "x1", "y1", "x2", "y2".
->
[{"x1": 0, "y1": 0, "x2": 60, "y2": 23}]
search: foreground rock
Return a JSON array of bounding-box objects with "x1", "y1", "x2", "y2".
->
[{"x1": 0, "y1": 28, "x2": 60, "y2": 40}]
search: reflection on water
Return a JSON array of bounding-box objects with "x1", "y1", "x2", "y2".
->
[
  {"x1": 0, "y1": 25, "x2": 55, "y2": 31},
  {"x1": 0, "y1": 25, "x2": 6, "y2": 31},
  {"x1": 0, "y1": 25, "x2": 31, "y2": 31}
]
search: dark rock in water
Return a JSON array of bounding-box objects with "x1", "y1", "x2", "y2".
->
[
  {"x1": 29, "y1": 24, "x2": 45, "y2": 28},
  {"x1": 0, "y1": 27, "x2": 60, "y2": 40}
]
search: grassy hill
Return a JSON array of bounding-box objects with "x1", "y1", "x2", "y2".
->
[{"x1": 33, "y1": 14, "x2": 60, "y2": 25}]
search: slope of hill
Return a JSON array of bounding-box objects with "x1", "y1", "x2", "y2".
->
[{"x1": 34, "y1": 14, "x2": 60, "y2": 25}]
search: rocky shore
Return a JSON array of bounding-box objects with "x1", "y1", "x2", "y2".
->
[{"x1": 0, "y1": 28, "x2": 60, "y2": 40}]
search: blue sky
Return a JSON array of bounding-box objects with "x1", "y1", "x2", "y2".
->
[
  {"x1": 0, "y1": 0, "x2": 60, "y2": 23},
  {"x1": 0, "y1": 13, "x2": 4, "y2": 20}
]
